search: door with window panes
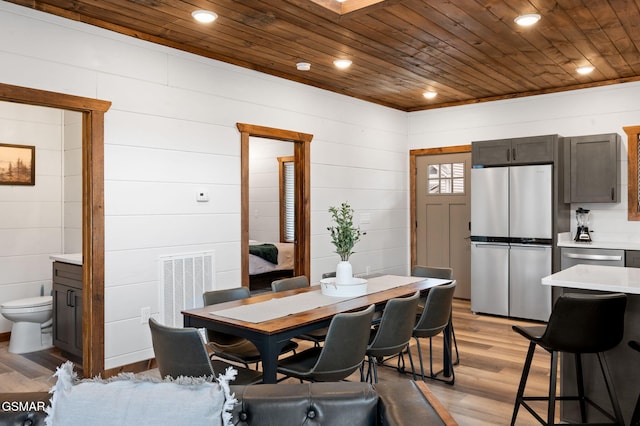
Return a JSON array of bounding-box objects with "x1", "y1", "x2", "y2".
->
[{"x1": 415, "y1": 152, "x2": 471, "y2": 299}]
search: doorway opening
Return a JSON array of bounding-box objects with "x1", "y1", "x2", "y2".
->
[
  {"x1": 0, "y1": 82, "x2": 110, "y2": 376},
  {"x1": 237, "y1": 123, "x2": 312, "y2": 289}
]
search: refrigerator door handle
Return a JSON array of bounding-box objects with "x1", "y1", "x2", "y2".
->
[
  {"x1": 510, "y1": 243, "x2": 551, "y2": 249},
  {"x1": 473, "y1": 243, "x2": 509, "y2": 248}
]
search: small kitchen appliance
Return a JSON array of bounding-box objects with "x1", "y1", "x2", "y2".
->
[{"x1": 574, "y1": 208, "x2": 592, "y2": 242}]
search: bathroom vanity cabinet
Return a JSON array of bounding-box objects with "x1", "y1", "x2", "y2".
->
[{"x1": 52, "y1": 261, "x2": 83, "y2": 361}]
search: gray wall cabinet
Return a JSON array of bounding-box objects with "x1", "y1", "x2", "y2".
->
[
  {"x1": 52, "y1": 261, "x2": 83, "y2": 361},
  {"x1": 563, "y1": 133, "x2": 620, "y2": 203},
  {"x1": 472, "y1": 135, "x2": 554, "y2": 166}
]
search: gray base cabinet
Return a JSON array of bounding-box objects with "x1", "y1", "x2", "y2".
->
[
  {"x1": 563, "y1": 133, "x2": 620, "y2": 203},
  {"x1": 52, "y1": 261, "x2": 83, "y2": 361},
  {"x1": 626, "y1": 250, "x2": 640, "y2": 267}
]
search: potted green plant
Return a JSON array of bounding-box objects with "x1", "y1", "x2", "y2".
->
[{"x1": 327, "y1": 202, "x2": 365, "y2": 286}]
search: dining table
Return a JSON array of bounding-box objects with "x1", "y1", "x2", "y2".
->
[{"x1": 182, "y1": 274, "x2": 452, "y2": 383}]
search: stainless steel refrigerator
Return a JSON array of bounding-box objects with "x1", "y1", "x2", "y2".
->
[{"x1": 470, "y1": 164, "x2": 552, "y2": 321}]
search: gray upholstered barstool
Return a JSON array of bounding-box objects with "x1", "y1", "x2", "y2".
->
[{"x1": 511, "y1": 292, "x2": 627, "y2": 425}]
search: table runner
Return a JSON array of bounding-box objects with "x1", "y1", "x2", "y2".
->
[{"x1": 210, "y1": 275, "x2": 425, "y2": 323}]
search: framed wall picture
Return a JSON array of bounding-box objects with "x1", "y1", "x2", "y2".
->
[{"x1": 0, "y1": 143, "x2": 35, "y2": 185}]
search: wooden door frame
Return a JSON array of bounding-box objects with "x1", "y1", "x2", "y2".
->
[
  {"x1": 0, "y1": 82, "x2": 110, "y2": 377},
  {"x1": 409, "y1": 145, "x2": 471, "y2": 271},
  {"x1": 237, "y1": 123, "x2": 312, "y2": 286},
  {"x1": 624, "y1": 126, "x2": 640, "y2": 221}
]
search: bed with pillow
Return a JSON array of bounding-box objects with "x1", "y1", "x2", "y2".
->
[{"x1": 248, "y1": 241, "x2": 294, "y2": 292}]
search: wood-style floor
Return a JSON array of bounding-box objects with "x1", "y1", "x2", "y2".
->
[{"x1": 0, "y1": 299, "x2": 555, "y2": 425}]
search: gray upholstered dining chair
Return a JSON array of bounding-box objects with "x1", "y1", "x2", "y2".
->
[
  {"x1": 271, "y1": 275, "x2": 310, "y2": 292},
  {"x1": 361, "y1": 291, "x2": 420, "y2": 383},
  {"x1": 277, "y1": 304, "x2": 375, "y2": 382},
  {"x1": 202, "y1": 287, "x2": 298, "y2": 368},
  {"x1": 148, "y1": 318, "x2": 262, "y2": 385},
  {"x1": 271, "y1": 275, "x2": 328, "y2": 347},
  {"x1": 412, "y1": 265, "x2": 460, "y2": 365},
  {"x1": 411, "y1": 281, "x2": 457, "y2": 385}
]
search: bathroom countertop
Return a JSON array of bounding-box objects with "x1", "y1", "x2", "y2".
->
[{"x1": 49, "y1": 253, "x2": 82, "y2": 265}]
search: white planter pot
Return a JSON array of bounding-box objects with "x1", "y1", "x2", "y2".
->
[
  {"x1": 335, "y1": 261, "x2": 353, "y2": 284},
  {"x1": 320, "y1": 260, "x2": 367, "y2": 297}
]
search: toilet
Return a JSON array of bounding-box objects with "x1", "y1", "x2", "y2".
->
[{"x1": 0, "y1": 296, "x2": 53, "y2": 354}]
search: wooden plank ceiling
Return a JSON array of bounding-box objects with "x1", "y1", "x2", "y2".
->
[{"x1": 7, "y1": 0, "x2": 640, "y2": 111}]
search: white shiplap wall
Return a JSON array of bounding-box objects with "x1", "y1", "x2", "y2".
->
[
  {"x1": 0, "y1": 102, "x2": 63, "y2": 332},
  {"x1": 63, "y1": 110, "x2": 82, "y2": 254},
  {"x1": 0, "y1": 3, "x2": 408, "y2": 368},
  {"x1": 408, "y1": 83, "x2": 640, "y2": 239}
]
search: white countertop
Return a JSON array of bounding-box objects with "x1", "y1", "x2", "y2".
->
[
  {"x1": 557, "y1": 232, "x2": 640, "y2": 250},
  {"x1": 542, "y1": 264, "x2": 640, "y2": 294},
  {"x1": 50, "y1": 253, "x2": 82, "y2": 265}
]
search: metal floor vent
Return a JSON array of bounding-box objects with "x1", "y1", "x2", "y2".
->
[{"x1": 159, "y1": 251, "x2": 215, "y2": 327}]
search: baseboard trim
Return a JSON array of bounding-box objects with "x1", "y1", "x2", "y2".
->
[
  {"x1": 0, "y1": 332, "x2": 10, "y2": 342},
  {"x1": 103, "y1": 358, "x2": 157, "y2": 379}
]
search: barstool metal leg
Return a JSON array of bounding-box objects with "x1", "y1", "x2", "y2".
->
[
  {"x1": 511, "y1": 341, "x2": 537, "y2": 426},
  {"x1": 548, "y1": 351, "x2": 559, "y2": 425},
  {"x1": 575, "y1": 353, "x2": 587, "y2": 422}
]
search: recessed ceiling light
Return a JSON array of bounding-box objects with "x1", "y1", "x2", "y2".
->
[
  {"x1": 192, "y1": 10, "x2": 218, "y2": 24},
  {"x1": 514, "y1": 13, "x2": 541, "y2": 26},
  {"x1": 333, "y1": 59, "x2": 352, "y2": 69},
  {"x1": 576, "y1": 65, "x2": 595, "y2": 75},
  {"x1": 423, "y1": 91, "x2": 437, "y2": 99},
  {"x1": 296, "y1": 62, "x2": 311, "y2": 71}
]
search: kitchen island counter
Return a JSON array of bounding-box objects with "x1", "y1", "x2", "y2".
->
[
  {"x1": 542, "y1": 264, "x2": 639, "y2": 424},
  {"x1": 542, "y1": 264, "x2": 640, "y2": 294}
]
